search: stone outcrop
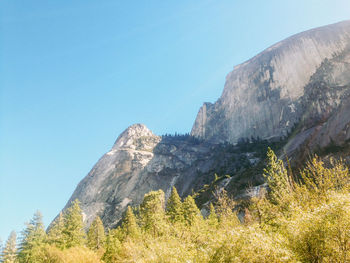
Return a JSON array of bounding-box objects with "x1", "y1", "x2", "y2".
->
[
  {"x1": 64, "y1": 124, "x2": 251, "y2": 229},
  {"x1": 191, "y1": 20, "x2": 350, "y2": 144}
]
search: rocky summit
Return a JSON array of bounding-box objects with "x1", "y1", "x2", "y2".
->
[
  {"x1": 64, "y1": 124, "x2": 259, "y2": 229},
  {"x1": 61, "y1": 20, "x2": 350, "y2": 229}
]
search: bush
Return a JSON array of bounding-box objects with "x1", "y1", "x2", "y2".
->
[{"x1": 42, "y1": 245, "x2": 102, "y2": 263}]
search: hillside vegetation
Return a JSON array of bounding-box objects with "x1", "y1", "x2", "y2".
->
[{"x1": 1, "y1": 148, "x2": 350, "y2": 262}]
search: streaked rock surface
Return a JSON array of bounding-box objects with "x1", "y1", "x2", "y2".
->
[{"x1": 191, "y1": 20, "x2": 350, "y2": 144}]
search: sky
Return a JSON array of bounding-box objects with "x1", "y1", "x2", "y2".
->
[{"x1": 0, "y1": 0, "x2": 349, "y2": 242}]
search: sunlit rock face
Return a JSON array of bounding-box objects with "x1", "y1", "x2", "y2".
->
[
  {"x1": 191, "y1": 20, "x2": 350, "y2": 144},
  {"x1": 64, "y1": 124, "x2": 243, "y2": 229}
]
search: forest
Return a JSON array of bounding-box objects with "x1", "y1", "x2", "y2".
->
[{"x1": 1, "y1": 148, "x2": 350, "y2": 262}]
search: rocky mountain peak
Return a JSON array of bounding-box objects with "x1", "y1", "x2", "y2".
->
[{"x1": 111, "y1": 123, "x2": 157, "y2": 151}]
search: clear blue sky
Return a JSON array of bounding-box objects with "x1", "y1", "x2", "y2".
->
[{"x1": 0, "y1": 0, "x2": 349, "y2": 242}]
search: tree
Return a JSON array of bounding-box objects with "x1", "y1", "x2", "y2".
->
[
  {"x1": 166, "y1": 187, "x2": 183, "y2": 223},
  {"x1": 214, "y1": 189, "x2": 239, "y2": 227},
  {"x1": 2, "y1": 231, "x2": 17, "y2": 263},
  {"x1": 121, "y1": 206, "x2": 140, "y2": 239},
  {"x1": 87, "y1": 216, "x2": 106, "y2": 250},
  {"x1": 47, "y1": 212, "x2": 64, "y2": 248},
  {"x1": 18, "y1": 211, "x2": 47, "y2": 262},
  {"x1": 62, "y1": 199, "x2": 86, "y2": 248},
  {"x1": 207, "y1": 203, "x2": 218, "y2": 227},
  {"x1": 182, "y1": 195, "x2": 202, "y2": 225},
  {"x1": 263, "y1": 147, "x2": 293, "y2": 206},
  {"x1": 102, "y1": 229, "x2": 122, "y2": 263},
  {"x1": 140, "y1": 190, "x2": 167, "y2": 236}
]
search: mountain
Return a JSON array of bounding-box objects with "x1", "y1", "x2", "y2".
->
[
  {"x1": 191, "y1": 20, "x2": 350, "y2": 145},
  {"x1": 60, "y1": 20, "x2": 350, "y2": 229},
  {"x1": 63, "y1": 124, "x2": 263, "y2": 228}
]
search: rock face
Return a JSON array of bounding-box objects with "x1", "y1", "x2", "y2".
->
[
  {"x1": 191, "y1": 20, "x2": 350, "y2": 144},
  {"x1": 65, "y1": 124, "x2": 251, "y2": 229},
  {"x1": 61, "y1": 21, "x2": 350, "y2": 229}
]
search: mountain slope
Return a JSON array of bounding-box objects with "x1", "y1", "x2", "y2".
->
[{"x1": 65, "y1": 124, "x2": 257, "y2": 229}]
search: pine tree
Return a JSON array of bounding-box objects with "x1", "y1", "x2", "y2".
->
[
  {"x1": 2, "y1": 231, "x2": 17, "y2": 263},
  {"x1": 18, "y1": 211, "x2": 47, "y2": 263},
  {"x1": 207, "y1": 203, "x2": 218, "y2": 227},
  {"x1": 87, "y1": 216, "x2": 106, "y2": 250},
  {"x1": 182, "y1": 195, "x2": 202, "y2": 225},
  {"x1": 62, "y1": 199, "x2": 86, "y2": 248},
  {"x1": 121, "y1": 206, "x2": 140, "y2": 239},
  {"x1": 140, "y1": 190, "x2": 167, "y2": 236},
  {"x1": 166, "y1": 187, "x2": 183, "y2": 223},
  {"x1": 47, "y1": 212, "x2": 64, "y2": 248},
  {"x1": 102, "y1": 229, "x2": 122, "y2": 263},
  {"x1": 263, "y1": 147, "x2": 293, "y2": 206},
  {"x1": 215, "y1": 189, "x2": 239, "y2": 226}
]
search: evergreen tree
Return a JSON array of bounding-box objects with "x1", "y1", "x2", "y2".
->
[
  {"x1": 140, "y1": 190, "x2": 167, "y2": 236},
  {"x1": 2, "y1": 231, "x2": 17, "y2": 263},
  {"x1": 121, "y1": 206, "x2": 140, "y2": 239},
  {"x1": 47, "y1": 212, "x2": 64, "y2": 248},
  {"x1": 0, "y1": 238, "x2": 2, "y2": 260},
  {"x1": 87, "y1": 216, "x2": 106, "y2": 250},
  {"x1": 215, "y1": 189, "x2": 239, "y2": 226},
  {"x1": 102, "y1": 229, "x2": 122, "y2": 263},
  {"x1": 166, "y1": 187, "x2": 183, "y2": 223},
  {"x1": 207, "y1": 203, "x2": 218, "y2": 227},
  {"x1": 263, "y1": 147, "x2": 294, "y2": 206},
  {"x1": 62, "y1": 199, "x2": 86, "y2": 248},
  {"x1": 18, "y1": 211, "x2": 47, "y2": 262},
  {"x1": 182, "y1": 195, "x2": 202, "y2": 225}
]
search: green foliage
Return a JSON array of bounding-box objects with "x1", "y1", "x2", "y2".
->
[
  {"x1": 42, "y1": 245, "x2": 102, "y2": 263},
  {"x1": 254, "y1": 149, "x2": 350, "y2": 262},
  {"x1": 18, "y1": 211, "x2": 47, "y2": 263},
  {"x1": 121, "y1": 206, "x2": 141, "y2": 239},
  {"x1": 209, "y1": 224, "x2": 295, "y2": 263},
  {"x1": 139, "y1": 190, "x2": 167, "y2": 237},
  {"x1": 166, "y1": 187, "x2": 183, "y2": 223},
  {"x1": 6, "y1": 148, "x2": 350, "y2": 262},
  {"x1": 207, "y1": 203, "x2": 218, "y2": 227},
  {"x1": 298, "y1": 156, "x2": 350, "y2": 204},
  {"x1": 2, "y1": 231, "x2": 17, "y2": 263},
  {"x1": 182, "y1": 195, "x2": 201, "y2": 226},
  {"x1": 87, "y1": 216, "x2": 105, "y2": 251},
  {"x1": 288, "y1": 193, "x2": 350, "y2": 262},
  {"x1": 102, "y1": 229, "x2": 122, "y2": 263},
  {"x1": 47, "y1": 212, "x2": 64, "y2": 248},
  {"x1": 215, "y1": 189, "x2": 239, "y2": 227},
  {"x1": 61, "y1": 199, "x2": 86, "y2": 248},
  {"x1": 263, "y1": 147, "x2": 294, "y2": 206}
]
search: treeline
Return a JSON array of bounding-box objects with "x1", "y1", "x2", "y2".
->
[
  {"x1": 1, "y1": 148, "x2": 350, "y2": 262},
  {"x1": 161, "y1": 133, "x2": 204, "y2": 144}
]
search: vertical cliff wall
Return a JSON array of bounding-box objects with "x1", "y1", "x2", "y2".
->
[{"x1": 191, "y1": 20, "x2": 350, "y2": 144}]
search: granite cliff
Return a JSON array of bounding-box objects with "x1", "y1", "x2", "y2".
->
[
  {"x1": 61, "y1": 20, "x2": 350, "y2": 229},
  {"x1": 191, "y1": 20, "x2": 350, "y2": 145}
]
